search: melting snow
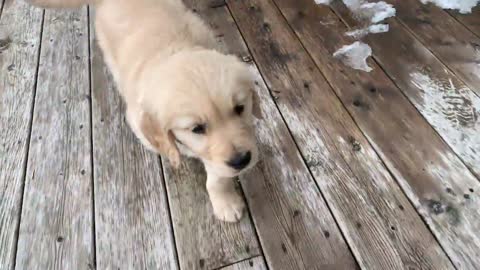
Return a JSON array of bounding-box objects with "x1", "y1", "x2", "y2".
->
[
  {"x1": 420, "y1": 0, "x2": 480, "y2": 14},
  {"x1": 333, "y1": 0, "x2": 396, "y2": 23},
  {"x1": 356, "y1": 1, "x2": 396, "y2": 23},
  {"x1": 346, "y1": 23, "x2": 389, "y2": 38},
  {"x1": 333, "y1": 41, "x2": 373, "y2": 72},
  {"x1": 410, "y1": 71, "x2": 480, "y2": 170},
  {"x1": 314, "y1": 0, "x2": 332, "y2": 4},
  {"x1": 315, "y1": 1, "x2": 395, "y2": 71}
]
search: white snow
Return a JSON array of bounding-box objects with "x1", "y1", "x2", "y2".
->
[
  {"x1": 368, "y1": 23, "x2": 389, "y2": 33},
  {"x1": 331, "y1": 0, "x2": 396, "y2": 23},
  {"x1": 420, "y1": 0, "x2": 480, "y2": 14},
  {"x1": 346, "y1": 23, "x2": 389, "y2": 38},
  {"x1": 333, "y1": 41, "x2": 373, "y2": 72},
  {"x1": 314, "y1": 1, "x2": 394, "y2": 70},
  {"x1": 360, "y1": 2, "x2": 396, "y2": 23}
]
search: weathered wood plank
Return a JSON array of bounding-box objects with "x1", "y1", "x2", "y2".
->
[
  {"x1": 274, "y1": 0, "x2": 480, "y2": 268},
  {"x1": 219, "y1": 257, "x2": 267, "y2": 270},
  {"x1": 165, "y1": 1, "x2": 358, "y2": 269},
  {"x1": 449, "y1": 8, "x2": 480, "y2": 37},
  {"x1": 383, "y1": 0, "x2": 480, "y2": 97},
  {"x1": 227, "y1": 0, "x2": 455, "y2": 269},
  {"x1": 89, "y1": 10, "x2": 179, "y2": 270},
  {"x1": 15, "y1": 7, "x2": 94, "y2": 269},
  {"x1": 0, "y1": 0, "x2": 43, "y2": 268},
  {"x1": 163, "y1": 159, "x2": 261, "y2": 270},
  {"x1": 330, "y1": 1, "x2": 480, "y2": 180}
]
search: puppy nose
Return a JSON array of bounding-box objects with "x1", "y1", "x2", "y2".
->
[{"x1": 227, "y1": 151, "x2": 251, "y2": 170}]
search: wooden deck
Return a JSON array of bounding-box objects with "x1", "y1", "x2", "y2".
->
[{"x1": 1, "y1": 0, "x2": 479, "y2": 269}]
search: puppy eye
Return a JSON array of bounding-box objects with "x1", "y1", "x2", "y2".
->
[
  {"x1": 192, "y1": 124, "x2": 206, "y2": 134},
  {"x1": 234, "y1": 105, "x2": 244, "y2": 115}
]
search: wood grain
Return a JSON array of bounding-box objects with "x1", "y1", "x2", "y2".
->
[
  {"x1": 0, "y1": 0, "x2": 43, "y2": 268},
  {"x1": 219, "y1": 256, "x2": 267, "y2": 270},
  {"x1": 15, "y1": 7, "x2": 94, "y2": 269},
  {"x1": 449, "y1": 8, "x2": 480, "y2": 37},
  {"x1": 330, "y1": 1, "x2": 480, "y2": 180},
  {"x1": 227, "y1": 0, "x2": 456, "y2": 269},
  {"x1": 163, "y1": 159, "x2": 260, "y2": 270},
  {"x1": 168, "y1": 1, "x2": 358, "y2": 269},
  {"x1": 383, "y1": 0, "x2": 480, "y2": 97},
  {"x1": 89, "y1": 10, "x2": 179, "y2": 270},
  {"x1": 274, "y1": 0, "x2": 480, "y2": 268}
]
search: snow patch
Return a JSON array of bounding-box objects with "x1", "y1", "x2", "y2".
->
[
  {"x1": 315, "y1": 1, "x2": 395, "y2": 70},
  {"x1": 333, "y1": 41, "x2": 372, "y2": 72},
  {"x1": 410, "y1": 71, "x2": 480, "y2": 169},
  {"x1": 314, "y1": 0, "x2": 332, "y2": 4},
  {"x1": 332, "y1": 0, "x2": 396, "y2": 23},
  {"x1": 420, "y1": 0, "x2": 480, "y2": 14},
  {"x1": 356, "y1": 1, "x2": 396, "y2": 23},
  {"x1": 346, "y1": 23, "x2": 389, "y2": 38}
]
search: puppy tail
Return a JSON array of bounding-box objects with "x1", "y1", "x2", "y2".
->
[{"x1": 26, "y1": 0, "x2": 99, "y2": 8}]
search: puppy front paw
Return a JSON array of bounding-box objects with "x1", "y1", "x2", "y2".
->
[{"x1": 210, "y1": 192, "x2": 246, "y2": 223}]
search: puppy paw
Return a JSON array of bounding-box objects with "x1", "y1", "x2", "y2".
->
[{"x1": 211, "y1": 192, "x2": 246, "y2": 223}]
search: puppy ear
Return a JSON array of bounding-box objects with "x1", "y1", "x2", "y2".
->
[
  {"x1": 140, "y1": 112, "x2": 181, "y2": 168},
  {"x1": 252, "y1": 89, "x2": 263, "y2": 119}
]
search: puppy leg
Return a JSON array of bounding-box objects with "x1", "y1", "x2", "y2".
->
[{"x1": 206, "y1": 172, "x2": 246, "y2": 223}]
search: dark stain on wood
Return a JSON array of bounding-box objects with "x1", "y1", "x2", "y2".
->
[
  {"x1": 262, "y1": 22, "x2": 271, "y2": 33},
  {"x1": 249, "y1": 260, "x2": 254, "y2": 267},
  {"x1": 268, "y1": 42, "x2": 293, "y2": 63},
  {"x1": 199, "y1": 258, "x2": 205, "y2": 268},
  {"x1": 281, "y1": 243, "x2": 287, "y2": 253},
  {"x1": 0, "y1": 36, "x2": 12, "y2": 51},
  {"x1": 303, "y1": 81, "x2": 310, "y2": 89},
  {"x1": 208, "y1": 0, "x2": 226, "y2": 9},
  {"x1": 445, "y1": 206, "x2": 460, "y2": 226},
  {"x1": 463, "y1": 194, "x2": 470, "y2": 199},
  {"x1": 324, "y1": 230, "x2": 330, "y2": 238},
  {"x1": 471, "y1": 42, "x2": 480, "y2": 52},
  {"x1": 56, "y1": 236, "x2": 64, "y2": 243},
  {"x1": 426, "y1": 199, "x2": 445, "y2": 215},
  {"x1": 445, "y1": 187, "x2": 456, "y2": 196},
  {"x1": 417, "y1": 19, "x2": 432, "y2": 26},
  {"x1": 348, "y1": 136, "x2": 361, "y2": 152},
  {"x1": 352, "y1": 97, "x2": 370, "y2": 110}
]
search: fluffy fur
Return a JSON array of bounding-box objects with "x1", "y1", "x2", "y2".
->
[{"x1": 27, "y1": 0, "x2": 261, "y2": 222}]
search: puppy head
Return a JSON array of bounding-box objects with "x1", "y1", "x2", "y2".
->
[{"x1": 138, "y1": 50, "x2": 261, "y2": 177}]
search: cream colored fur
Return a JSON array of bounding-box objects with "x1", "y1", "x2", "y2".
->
[{"x1": 27, "y1": 0, "x2": 261, "y2": 222}]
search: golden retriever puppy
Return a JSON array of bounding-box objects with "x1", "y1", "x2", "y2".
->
[{"x1": 27, "y1": 0, "x2": 261, "y2": 222}]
